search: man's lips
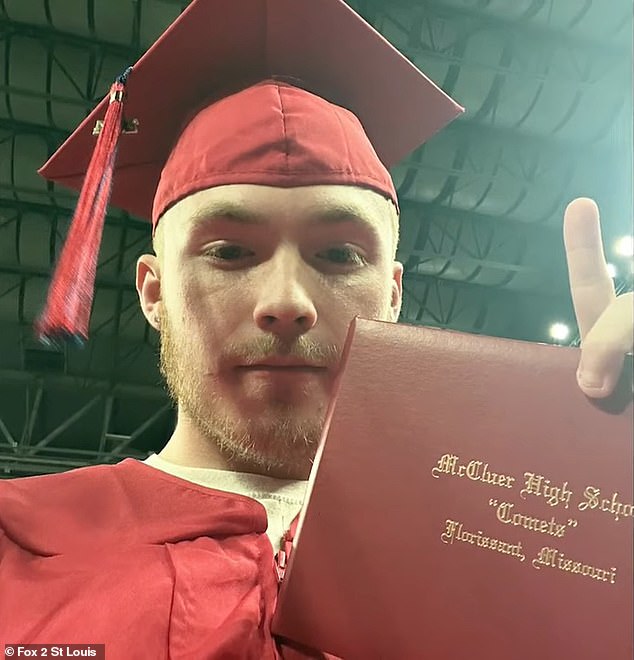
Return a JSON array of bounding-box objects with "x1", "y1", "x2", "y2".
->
[{"x1": 238, "y1": 364, "x2": 328, "y2": 373}]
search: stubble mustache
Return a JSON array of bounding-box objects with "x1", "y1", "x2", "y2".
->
[{"x1": 218, "y1": 334, "x2": 342, "y2": 371}]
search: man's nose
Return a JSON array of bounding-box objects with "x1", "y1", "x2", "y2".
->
[{"x1": 253, "y1": 249, "x2": 318, "y2": 339}]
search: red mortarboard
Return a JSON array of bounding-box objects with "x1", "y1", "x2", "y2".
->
[{"x1": 36, "y1": 0, "x2": 464, "y2": 344}]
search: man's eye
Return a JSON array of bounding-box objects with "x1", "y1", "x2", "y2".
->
[
  {"x1": 318, "y1": 246, "x2": 367, "y2": 265},
  {"x1": 204, "y1": 244, "x2": 254, "y2": 260}
]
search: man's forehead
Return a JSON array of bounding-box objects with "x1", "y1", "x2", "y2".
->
[{"x1": 164, "y1": 184, "x2": 396, "y2": 232}]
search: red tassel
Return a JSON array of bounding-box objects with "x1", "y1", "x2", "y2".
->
[{"x1": 36, "y1": 68, "x2": 132, "y2": 346}]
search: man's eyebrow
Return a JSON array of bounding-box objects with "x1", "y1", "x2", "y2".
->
[
  {"x1": 306, "y1": 204, "x2": 379, "y2": 230},
  {"x1": 189, "y1": 201, "x2": 265, "y2": 226}
]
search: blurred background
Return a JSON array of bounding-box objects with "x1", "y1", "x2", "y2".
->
[{"x1": 0, "y1": 0, "x2": 632, "y2": 476}]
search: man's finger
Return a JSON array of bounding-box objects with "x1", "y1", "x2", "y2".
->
[
  {"x1": 577, "y1": 292, "x2": 634, "y2": 398},
  {"x1": 563, "y1": 198, "x2": 616, "y2": 340}
]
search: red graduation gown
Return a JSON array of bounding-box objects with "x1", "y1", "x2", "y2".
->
[{"x1": 0, "y1": 458, "x2": 321, "y2": 659}]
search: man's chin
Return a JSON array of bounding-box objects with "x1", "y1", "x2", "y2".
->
[
  {"x1": 224, "y1": 384, "x2": 330, "y2": 425},
  {"x1": 189, "y1": 403, "x2": 324, "y2": 478}
]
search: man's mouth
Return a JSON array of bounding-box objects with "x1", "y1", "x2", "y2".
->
[
  {"x1": 241, "y1": 365, "x2": 326, "y2": 372},
  {"x1": 238, "y1": 366, "x2": 328, "y2": 378},
  {"x1": 239, "y1": 357, "x2": 329, "y2": 371}
]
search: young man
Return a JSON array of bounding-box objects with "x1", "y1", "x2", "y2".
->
[{"x1": 0, "y1": 0, "x2": 631, "y2": 658}]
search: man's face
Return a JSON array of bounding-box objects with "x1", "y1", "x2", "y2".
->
[{"x1": 139, "y1": 184, "x2": 402, "y2": 477}]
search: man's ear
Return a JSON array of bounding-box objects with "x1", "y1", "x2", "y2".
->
[
  {"x1": 390, "y1": 261, "x2": 403, "y2": 322},
  {"x1": 136, "y1": 254, "x2": 162, "y2": 330}
]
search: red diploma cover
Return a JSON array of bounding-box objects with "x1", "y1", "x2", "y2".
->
[{"x1": 272, "y1": 318, "x2": 633, "y2": 660}]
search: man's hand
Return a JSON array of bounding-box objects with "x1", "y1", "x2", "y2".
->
[{"x1": 564, "y1": 197, "x2": 633, "y2": 398}]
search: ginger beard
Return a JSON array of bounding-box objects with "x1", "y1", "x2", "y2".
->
[{"x1": 158, "y1": 307, "x2": 341, "y2": 474}]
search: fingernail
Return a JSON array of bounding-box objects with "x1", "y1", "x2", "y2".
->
[{"x1": 577, "y1": 370, "x2": 604, "y2": 391}]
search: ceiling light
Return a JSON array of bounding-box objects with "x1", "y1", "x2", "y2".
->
[
  {"x1": 614, "y1": 235, "x2": 633, "y2": 258},
  {"x1": 549, "y1": 322, "x2": 570, "y2": 342}
]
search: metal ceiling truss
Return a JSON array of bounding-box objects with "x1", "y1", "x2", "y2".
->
[{"x1": 0, "y1": 368, "x2": 172, "y2": 476}]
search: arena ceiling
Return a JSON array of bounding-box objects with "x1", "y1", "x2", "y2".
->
[{"x1": 0, "y1": 0, "x2": 632, "y2": 476}]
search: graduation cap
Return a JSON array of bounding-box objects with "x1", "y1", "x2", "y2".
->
[{"x1": 36, "y1": 0, "x2": 464, "y2": 345}]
